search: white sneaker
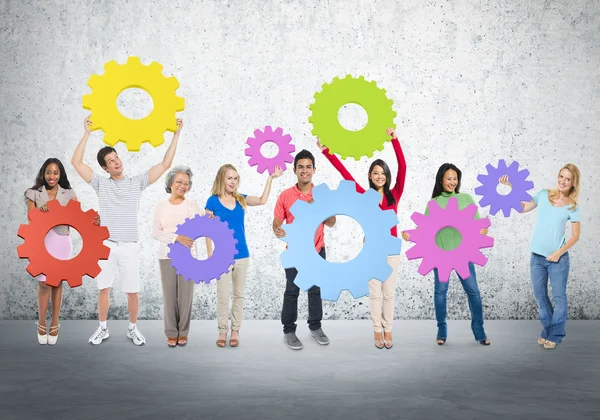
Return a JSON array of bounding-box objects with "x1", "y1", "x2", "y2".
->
[
  {"x1": 127, "y1": 326, "x2": 146, "y2": 346},
  {"x1": 89, "y1": 326, "x2": 109, "y2": 345}
]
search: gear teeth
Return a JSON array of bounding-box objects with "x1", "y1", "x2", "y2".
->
[
  {"x1": 362, "y1": 187, "x2": 381, "y2": 207},
  {"x1": 164, "y1": 75, "x2": 179, "y2": 91},
  {"x1": 82, "y1": 94, "x2": 94, "y2": 109},
  {"x1": 149, "y1": 135, "x2": 165, "y2": 148},
  {"x1": 104, "y1": 60, "x2": 119, "y2": 72},
  {"x1": 312, "y1": 183, "x2": 333, "y2": 201},
  {"x1": 87, "y1": 74, "x2": 101, "y2": 89},
  {"x1": 103, "y1": 133, "x2": 120, "y2": 147},
  {"x1": 125, "y1": 139, "x2": 143, "y2": 152},
  {"x1": 127, "y1": 56, "x2": 143, "y2": 67}
]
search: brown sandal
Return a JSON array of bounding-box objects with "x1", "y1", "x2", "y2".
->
[
  {"x1": 216, "y1": 333, "x2": 227, "y2": 347},
  {"x1": 177, "y1": 336, "x2": 187, "y2": 347},
  {"x1": 229, "y1": 331, "x2": 239, "y2": 347},
  {"x1": 167, "y1": 337, "x2": 177, "y2": 348},
  {"x1": 383, "y1": 332, "x2": 393, "y2": 349}
]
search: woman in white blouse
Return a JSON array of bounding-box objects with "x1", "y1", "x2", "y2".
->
[{"x1": 152, "y1": 166, "x2": 202, "y2": 347}]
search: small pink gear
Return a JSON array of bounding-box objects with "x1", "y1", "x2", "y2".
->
[
  {"x1": 244, "y1": 126, "x2": 295, "y2": 174},
  {"x1": 404, "y1": 198, "x2": 494, "y2": 282}
]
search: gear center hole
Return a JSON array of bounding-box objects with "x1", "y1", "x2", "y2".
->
[
  {"x1": 338, "y1": 103, "x2": 368, "y2": 131},
  {"x1": 116, "y1": 88, "x2": 154, "y2": 120},
  {"x1": 325, "y1": 215, "x2": 365, "y2": 263},
  {"x1": 496, "y1": 183, "x2": 512, "y2": 196},
  {"x1": 436, "y1": 227, "x2": 462, "y2": 251},
  {"x1": 194, "y1": 237, "x2": 213, "y2": 261},
  {"x1": 44, "y1": 228, "x2": 82, "y2": 260},
  {"x1": 260, "y1": 141, "x2": 279, "y2": 159}
]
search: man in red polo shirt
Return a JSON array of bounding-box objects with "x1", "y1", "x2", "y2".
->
[{"x1": 273, "y1": 149, "x2": 336, "y2": 350}]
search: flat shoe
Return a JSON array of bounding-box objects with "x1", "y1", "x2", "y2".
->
[
  {"x1": 538, "y1": 338, "x2": 546, "y2": 345},
  {"x1": 543, "y1": 340, "x2": 557, "y2": 349}
]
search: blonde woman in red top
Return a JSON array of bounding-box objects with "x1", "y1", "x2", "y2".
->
[{"x1": 317, "y1": 127, "x2": 407, "y2": 349}]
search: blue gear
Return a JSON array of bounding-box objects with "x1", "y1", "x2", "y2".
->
[{"x1": 279, "y1": 180, "x2": 402, "y2": 301}]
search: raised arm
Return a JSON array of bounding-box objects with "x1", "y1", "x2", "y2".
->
[
  {"x1": 316, "y1": 137, "x2": 365, "y2": 193},
  {"x1": 246, "y1": 166, "x2": 283, "y2": 206},
  {"x1": 273, "y1": 217, "x2": 285, "y2": 238},
  {"x1": 148, "y1": 119, "x2": 183, "y2": 185},
  {"x1": 386, "y1": 128, "x2": 407, "y2": 199},
  {"x1": 499, "y1": 176, "x2": 538, "y2": 213},
  {"x1": 71, "y1": 116, "x2": 94, "y2": 183}
]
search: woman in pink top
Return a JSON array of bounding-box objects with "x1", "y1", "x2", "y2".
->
[
  {"x1": 152, "y1": 166, "x2": 203, "y2": 348},
  {"x1": 25, "y1": 158, "x2": 81, "y2": 345},
  {"x1": 317, "y1": 127, "x2": 407, "y2": 349}
]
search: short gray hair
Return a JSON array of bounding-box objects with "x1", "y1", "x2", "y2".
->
[{"x1": 165, "y1": 165, "x2": 193, "y2": 193}]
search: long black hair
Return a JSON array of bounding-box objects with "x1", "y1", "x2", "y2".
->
[
  {"x1": 24, "y1": 158, "x2": 72, "y2": 198},
  {"x1": 431, "y1": 163, "x2": 462, "y2": 199},
  {"x1": 368, "y1": 159, "x2": 396, "y2": 207}
]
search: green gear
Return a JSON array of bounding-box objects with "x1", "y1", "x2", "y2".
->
[{"x1": 308, "y1": 75, "x2": 397, "y2": 160}]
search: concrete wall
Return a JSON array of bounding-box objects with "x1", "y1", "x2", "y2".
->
[{"x1": 1, "y1": 0, "x2": 598, "y2": 320}]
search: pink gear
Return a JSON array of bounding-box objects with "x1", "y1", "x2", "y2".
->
[
  {"x1": 404, "y1": 198, "x2": 494, "y2": 282},
  {"x1": 244, "y1": 126, "x2": 295, "y2": 175}
]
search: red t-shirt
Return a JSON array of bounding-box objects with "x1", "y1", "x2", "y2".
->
[
  {"x1": 274, "y1": 183, "x2": 325, "y2": 251},
  {"x1": 322, "y1": 137, "x2": 407, "y2": 237}
]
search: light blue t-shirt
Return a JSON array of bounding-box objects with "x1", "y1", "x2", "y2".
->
[
  {"x1": 530, "y1": 189, "x2": 581, "y2": 257},
  {"x1": 205, "y1": 194, "x2": 249, "y2": 259}
]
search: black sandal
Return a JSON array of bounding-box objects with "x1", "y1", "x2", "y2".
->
[
  {"x1": 479, "y1": 339, "x2": 491, "y2": 346},
  {"x1": 436, "y1": 338, "x2": 446, "y2": 345}
]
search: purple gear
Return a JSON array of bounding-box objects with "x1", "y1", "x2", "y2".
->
[
  {"x1": 167, "y1": 214, "x2": 238, "y2": 284},
  {"x1": 475, "y1": 159, "x2": 534, "y2": 217},
  {"x1": 245, "y1": 126, "x2": 295, "y2": 175},
  {"x1": 404, "y1": 198, "x2": 494, "y2": 282}
]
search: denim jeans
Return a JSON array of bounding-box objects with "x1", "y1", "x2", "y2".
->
[
  {"x1": 434, "y1": 262, "x2": 487, "y2": 341},
  {"x1": 530, "y1": 252, "x2": 570, "y2": 344},
  {"x1": 281, "y1": 248, "x2": 326, "y2": 334}
]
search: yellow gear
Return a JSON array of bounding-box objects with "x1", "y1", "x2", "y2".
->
[{"x1": 82, "y1": 56, "x2": 185, "y2": 152}]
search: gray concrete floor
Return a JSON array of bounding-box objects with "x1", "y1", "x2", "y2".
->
[{"x1": 0, "y1": 320, "x2": 599, "y2": 420}]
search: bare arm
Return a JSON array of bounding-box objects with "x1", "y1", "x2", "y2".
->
[
  {"x1": 205, "y1": 209, "x2": 214, "y2": 256},
  {"x1": 71, "y1": 116, "x2": 94, "y2": 183},
  {"x1": 499, "y1": 176, "x2": 538, "y2": 214},
  {"x1": 26, "y1": 199, "x2": 35, "y2": 221},
  {"x1": 148, "y1": 119, "x2": 183, "y2": 185},
  {"x1": 273, "y1": 217, "x2": 285, "y2": 238},
  {"x1": 521, "y1": 199, "x2": 538, "y2": 213},
  {"x1": 246, "y1": 167, "x2": 283, "y2": 206}
]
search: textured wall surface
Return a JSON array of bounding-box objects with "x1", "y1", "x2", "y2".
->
[{"x1": 1, "y1": 0, "x2": 598, "y2": 321}]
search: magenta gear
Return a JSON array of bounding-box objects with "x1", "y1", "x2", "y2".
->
[
  {"x1": 244, "y1": 126, "x2": 295, "y2": 175},
  {"x1": 475, "y1": 159, "x2": 534, "y2": 217},
  {"x1": 167, "y1": 214, "x2": 238, "y2": 284},
  {"x1": 404, "y1": 198, "x2": 494, "y2": 282}
]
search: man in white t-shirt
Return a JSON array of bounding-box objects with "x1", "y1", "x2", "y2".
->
[{"x1": 71, "y1": 115, "x2": 184, "y2": 346}]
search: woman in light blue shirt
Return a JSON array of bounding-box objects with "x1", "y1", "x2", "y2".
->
[{"x1": 500, "y1": 164, "x2": 581, "y2": 349}]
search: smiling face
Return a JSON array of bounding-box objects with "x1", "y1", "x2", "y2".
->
[
  {"x1": 224, "y1": 169, "x2": 239, "y2": 194},
  {"x1": 44, "y1": 163, "x2": 60, "y2": 189},
  {"x1": 557, "y1": 168, "x2": 574, "y2": 196},
  {"x1": 102, "y1": 151, "x2": 124, "y2": 177},
  {"x1": 442, "y1": 169, "x2": 458, "y2": 193},
  {"x1": 170, "y1": 172, "x2": 190, "y2": 199},
  {"x1": 294, "y1": 158, "x2": 315, "y2": 185},
  {"x1": 369, "y1": 165, "x2": 386, "y2": 189}
]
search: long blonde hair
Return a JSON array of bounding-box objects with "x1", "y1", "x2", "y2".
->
[
  {"x1": 548, "y1": 163, "x2": 580, "y2": 211},
  {"x1": 210, "y1": 164, "x2": 247, "y2": 210}
]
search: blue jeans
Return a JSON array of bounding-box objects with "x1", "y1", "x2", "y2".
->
[
  {"x1": 530, "y1": 252, "x2": 570, "y2": 344},
  {"x1": 434, "y1": 262, "x2": 487, "y2": 341}
]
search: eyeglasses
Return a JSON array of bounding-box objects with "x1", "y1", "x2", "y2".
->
[{"x1": 174, "y1": 180, "x2": 190, "y2": 187}]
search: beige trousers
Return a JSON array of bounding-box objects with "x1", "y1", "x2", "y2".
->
[
  {"x1": 368, "y1": 255, "x2": 401, "y2": 333},
  {"x1": 159, "y1": 259, "x2": 195, "y2": 337},
  {"x1": 217, "y1": 258, "x2": 250, "y2": 332}
]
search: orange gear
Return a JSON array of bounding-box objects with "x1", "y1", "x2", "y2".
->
[{"x1": 17, "y1": 200, "x2": 110, "y2": 288}]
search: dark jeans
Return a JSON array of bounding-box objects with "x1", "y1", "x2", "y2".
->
[
  {"x1": 434, "y1": 262, "x2": 487, "y2": 342},
  {"x1": 281, "y1": 247, "x2": 326, "y2": 334}
]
